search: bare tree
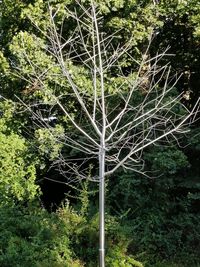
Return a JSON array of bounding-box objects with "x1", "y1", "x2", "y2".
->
[{"x1": 13, "y1": 2, "x2": 199, "y2": 266}]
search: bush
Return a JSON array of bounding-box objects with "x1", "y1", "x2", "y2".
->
[
  {"x1": 0, "y1": 203, "x2": 83, "y2": 267},
  {"x1": 59, "y1": 204, "x2": 144, "y2": 267}
]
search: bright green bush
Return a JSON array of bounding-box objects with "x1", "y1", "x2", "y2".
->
[
  {"x1": 0, "y1": 132, "x2": 39, "y2": 203},
  {"x1": 0, "y1": 101, "x2": 39, "y2": 204}
]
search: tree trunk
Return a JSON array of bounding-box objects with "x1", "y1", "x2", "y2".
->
[{"x1": 99, "y1": 145, "x2": 105, "y2": 267}]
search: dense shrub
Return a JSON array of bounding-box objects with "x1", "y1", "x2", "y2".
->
[
  {"x1": 107, "y1": 146, "x2": 200, "y2": 265},
  {"x1": 57, "y1": 198, "x2": 144, "y2": 267},
  {"x1": 0, "y1": 203, "x2": 83, "y2": 267}
]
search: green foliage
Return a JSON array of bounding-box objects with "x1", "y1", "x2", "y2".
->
[
  {"x1": 56, "y1": 187, "x2": 144, "y2": 267},
  {"x1": 0, "y1": 101, "x2": 39, "y2": 203},
  {"x1": 0, "y1": 203, "x2": 83, "y2": 267},
  {"x1": 0, "y1": 51, "x2": 9, "y2": 74},
  {"x1": 0, "y1": 132, "x2": 39, "y2": 202},
  {"x1": 107, "y1": 141, "x2": 200, "y2": 265},
  {"x1": 67, "y1": 209, "x2": 144, "y2": 267},
  {"x1": 35, "y1": 125, "x2": 64, "y2": 161},
  {"x1": 106, "y1": 219, "x2": 144, "y2": 267},
  {"x1": 10, "y1": 31, "x2": 53, "y2": 77},
  {"x1": 145, "y1": 146, "x2": 190, "y2": 174},
  {"x1": 106, "y1": 252, "x2": 144, "y2": 267}
]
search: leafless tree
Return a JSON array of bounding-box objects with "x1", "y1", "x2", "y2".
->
[{"x1": 14, "y1": 2, "x2": 199, "y2": 266}]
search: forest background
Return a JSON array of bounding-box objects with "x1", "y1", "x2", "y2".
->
[{"x1": 0, "y1": 0, "x2": 200, "y2": 266}]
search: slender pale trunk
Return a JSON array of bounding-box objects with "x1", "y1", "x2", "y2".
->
[
  {"x1": 99, "y1": 140, "x2": 105, "y2": 267},
  {"x1": 92, "y1": 4, "x2": 106, "y2": 266}
]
